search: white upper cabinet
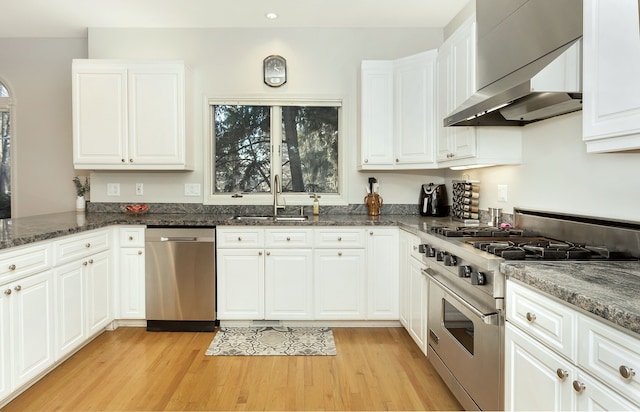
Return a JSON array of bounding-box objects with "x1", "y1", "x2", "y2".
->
[
  {"x1": 360, "y1": 51, "x2": 438, "y2": 170},
  {"x1": 436, "y1": 16, "x2": 522, "y2": 168},
  {"x1": 394, "y1": 51, "x2": 437, "y2": 166},
  {"x1": 583, "y1": 0, "x2": 640, "y2": 153},
  {"x1": 360, "y1": 61, "x2": 395, "y2": 167},
  {"x1": 72, "y1": 60, "x2": 192, "y2": 170}
]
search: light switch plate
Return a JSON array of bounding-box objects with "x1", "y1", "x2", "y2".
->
[
  {"x1": 135, "y1": 183, "x2": 144, "y2": 196},
  {"x1": 497, "y1": 184, "x2": 508, "y2": 202},
  {"x1": 107, "y1": 183, "x2": 120, "y2": 196},
  {"x1": 184, "y1": 183, "x2": 201, "y2": 196}
]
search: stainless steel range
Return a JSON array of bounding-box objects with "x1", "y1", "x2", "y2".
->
[{"x1": 419, "y1": 208, "x2": 640, "y2": 411}]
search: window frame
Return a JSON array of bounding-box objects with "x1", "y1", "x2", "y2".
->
[{"x1": 203, "y1": 97, "x2": 348, "y2": 206}]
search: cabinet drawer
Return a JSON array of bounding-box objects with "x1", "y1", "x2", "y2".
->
[
  {"x1": 506, "y1": 280, "x2": 577, "y2": 361},
  {"x1": 0, "y1": 242, "x2": 52, "y2": 283},
  {"x1": 217, "y1": 228, "x2": 264, "y2": 248},
  {"x1": 314, "y1": 228, "x2": 365, "y2": 248},
  {"x1": 265, "y1": 228, "x2": 313, "y2": 248},
  {"x1": 54, "y1": 229, "x2": 110, "y2": 265},
  {"x1": 578, "y1": 315, "x2": 640, "y2": 405},
  {"x1": 119, "y1": 226, "x2": 145, "y2": 248}
]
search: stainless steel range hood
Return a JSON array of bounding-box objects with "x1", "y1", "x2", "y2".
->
[{"x1": 444, "y1": 0, "x2": 583, "y2": 127}]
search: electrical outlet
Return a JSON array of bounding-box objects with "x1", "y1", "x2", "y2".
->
[
  {"x1": 107, "y1": 183, "x2": 120, "y2": 196},
  {"x1": 135, "y1": 183, "x2": 144, "y2": 196},
  {"x1": 184, "y1": 183, "x2": 201, "y2": 196},
  {"x1": 498, "y1": 184, "x2": 508, "y2": 202}
]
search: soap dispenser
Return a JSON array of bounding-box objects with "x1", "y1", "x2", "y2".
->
[{"x1": 313, "y1": 194, "x2": 320, "y2": 215}]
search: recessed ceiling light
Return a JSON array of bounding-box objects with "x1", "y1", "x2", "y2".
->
[{"x1": 265, "y1": 12, "x2": 278, "y2": 20}]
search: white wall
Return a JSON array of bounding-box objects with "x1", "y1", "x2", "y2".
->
[
  {"x1": 446, "y1": 111, "x2": 640, "y2": 223},
  {"x1": 86, "y1": 27, "x2": 447, "y2": 206},
  {"x1": 0, "y1": 38, "x2": 87, "y2": 218}
]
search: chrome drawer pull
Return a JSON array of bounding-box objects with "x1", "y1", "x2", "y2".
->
[
  {"x1": 556, "y1": 368, "x2": 569, "y2": 380},
  {"x1": 619, "y1": 365, "x2": 636, "y2": 380},
  {"x1": 525, "y1": 312, "x2": 536, "y2": 322}
]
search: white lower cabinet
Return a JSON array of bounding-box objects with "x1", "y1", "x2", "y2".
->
[
  {"x1": 118, "y1": 226, "x2": 146, "y2": 320},
  {"x1": 407, "y1": 255, "x2": 428, "y2": 353},
  {"x1": 54, "y1": 250, "x2": 111, "y2": 359},
  {"x1": 399, "y1": 229, "x2": 428, "y2": 354},
  {"x1": 505, "y1": 322, "x2": 576, "y2": 411},
  {"x1": 313, "y1": 249, "x2": 366, "y2": 319},
  {"x1": 2, "y1": 270, "x2": 55, "y2": 395},
  {"x1": 265, "y1": 249, "x2": 313, "y2": 320},
  {"x1": 216, "y1": 248, "x2": 265, "y2": 320},
  {"x1": 366, "y1": 228, "x2": 399, "y2": 320},
  {"x1": 217, "y1": 226, "x2": 394, "y2": 322},
  {"x1": 506, "y1": 280, "x2": 640, "y2": 410}
]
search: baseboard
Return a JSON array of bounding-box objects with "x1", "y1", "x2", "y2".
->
[{"x1": 220, "y1": 320, "x2": 403, "y2": 328}]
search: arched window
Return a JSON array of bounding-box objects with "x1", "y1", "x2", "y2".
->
[{"x1": 0, "y1": 80, "x2": 12, "y2": 218}]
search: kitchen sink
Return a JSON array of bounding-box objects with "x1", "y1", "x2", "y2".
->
[{"x1": 231, "y1": 215, "x2": 309, "y2": 222}]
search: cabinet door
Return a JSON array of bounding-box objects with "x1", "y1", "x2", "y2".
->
[
  {"x1": 314, "y1": 249, "x2": 366, "y2": 319},
  {"x1": 264, "y1": 249, "x2": 313, "y2": 320},
  {"x1": 574, "y1": 370, "x2": 639, "y2": 411},
  {"x1": 119, "y1": 248, "x2": 145, "y2": 319},
  {"x1": 0, "y1": 282, "x2": 10, "y2": 400},
  {"x1": 398, "y1": 231, "x2": 411, "y2": 328},
  {"x1": 583, "y1": 0, "x2": 640, "y2": 152},
  {"x1": 11, "y1": 270, "x2": 55, "y2": 390},
  {"x1": 436, "y1": 16, "x2": 477, "y2": 162},
  {"x1": 505, "y1": 322, "x2": 575, "y2": 411},
  {"x1": 85, "y1": 251, "x2": 112, "y2": 337},
  {"x1": 54, "y1": 262, "x2": 85, "y2": 359},
  {"x1": 217, "y1": 249, "x2": 265, "y2": 320},
  {"x1": 128, "y1": 65, "x2": 185, "y2": 165},
  {"x1": 394, "y1": 51, "x2": 437, "y2": 166},
  {"x1": 366, "y1": 228, "x2": 399, "y2": 319},
  {"x1": 408, "y1": 256, "x2": 427, "y2": 353},
  {"x1": 360, "y1": 60, "x2": 394, "y2": 168},
  {"x1": 72, "y1": 63, "x2": 127, "y2": 167}
]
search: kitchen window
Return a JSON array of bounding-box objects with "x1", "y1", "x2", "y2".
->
[
  {"x1": 0, "y1": 80, "x2": 12, "y2": 218},
  {"x1": 204, "y1": 99, "x2": 344, "y2": 205}
]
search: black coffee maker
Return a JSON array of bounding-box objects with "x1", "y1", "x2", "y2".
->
[{"x1": 419, "y1": 183, "x2": 449, "y2": 217}]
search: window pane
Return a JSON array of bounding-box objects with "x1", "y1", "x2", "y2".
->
[
  {"x1": 213, "y1": 105, "x2": 271, "y2": 193},
  {"x1": 281, "y1": 106, "x2": 339, "y2": 193}
]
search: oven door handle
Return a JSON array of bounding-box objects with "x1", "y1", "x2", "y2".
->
[{"x1": 423, "y1": 268, "x2": 500, "y2": 326}]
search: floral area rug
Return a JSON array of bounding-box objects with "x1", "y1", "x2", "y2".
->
[{"x1": 205, "y1": 326, "x2": 336, "y2": 356}]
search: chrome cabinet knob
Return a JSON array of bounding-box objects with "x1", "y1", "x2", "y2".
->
[
  {"x1": 237, "y1": 237, "x2": 242, "y2": 241},
  {"x1": 525, "y1": 312, "x2": 536, "y2": 322},
  {"x1": 337, "y1": 237, "x2": 342, "y2": 241},
  {"x1": 266, "y1": 251, "x2": 271, "y2": 256},
  {"x1": 14, "y1": 285, "x2": 21, "y2": 292},
  {"x1": 286, "y1": 237, "x2": 291, "y2": 241},
  {"x1": 88, "y1": 259, "x2": 94, "y2": 264},
  {"x1": 556, "y1": 368, "x2": 569, "y2": 380},
  {"x1": 258, "y1": 251, "x2": 263, "y2": 256},
  {"x1": 129, "y1": 158, "x2": 133, "y2": 163},
  {"x1": 85, "y1": 243, "x2": 91, "y2": 248},
  {"x1": 129, "y1": 236, "x2": 134, "y2": 241},
  {"x1": 138, "y1": 250, "x2": 143, "y2": 255},
  {"x1": 572, "y1": 380, "x2": 586, "y2": 393},
  {"x1": 83, "y1": 261, "x2": 88, "y2": 266},
  {"x1": 364, "y1": 159, "x2": 368, "y2": 163},
  {"x1": 8, "y1": 264, "x2": 15, "y2": 271},
  {"x1": 338, "y1": 252, "x2": 342, "y2": 256},
  {"x1": 619, "y1": 365, "x2": 636, "y2": 380},
  {"x1": 4, "y1": 289, "x2": 11, "y2": 295}
]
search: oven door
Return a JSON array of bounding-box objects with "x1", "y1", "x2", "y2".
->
[{"x1": 425, "y1": 269, "x2": 503, "y2": 411}]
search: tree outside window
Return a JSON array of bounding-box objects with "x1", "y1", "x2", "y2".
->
[
  {"x1": 0, "y1": 81, "x2": 11, "y2": 218},
  {"x1": 212, "y1": 103, "x2": 339, "y2": 198}
]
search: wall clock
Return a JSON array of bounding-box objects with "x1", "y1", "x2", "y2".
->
[{"x1": 264, "y1": 55, "x2": 287, "y2": 87}]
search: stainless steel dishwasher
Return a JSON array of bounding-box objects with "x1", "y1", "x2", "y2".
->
[{"x1": 145, "y1": 227, "x2": 216, "y2": 332}]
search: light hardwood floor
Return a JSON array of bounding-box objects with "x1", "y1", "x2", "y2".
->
[{"x1": 2, "y1": 327, "x2": 462, "y2": 411}]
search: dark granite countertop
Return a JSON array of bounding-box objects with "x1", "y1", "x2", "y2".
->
[{"x1": 501, "y1": 261, "x2": 640, "y2": 337}]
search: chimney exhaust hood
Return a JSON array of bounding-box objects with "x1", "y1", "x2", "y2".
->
[{"x1": 444, "y1": 0, "x2": 583, "y2": 127}]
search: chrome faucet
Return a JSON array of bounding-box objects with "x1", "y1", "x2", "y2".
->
[{"x1": 273, "y1": 174, "x2": 286, "y2": 216}]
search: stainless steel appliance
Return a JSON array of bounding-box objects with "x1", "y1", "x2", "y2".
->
[
  {"x1": 445, "y1": 0, "x2": 583, "y2": 126},
  {"x1": 419, "y1": 208, "x2": 640, "y2": 410},
  {"x1": 145, "y1": 227, "x2": 216, "y2": 332}
]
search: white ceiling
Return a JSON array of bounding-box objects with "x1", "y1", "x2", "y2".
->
[{"x1": 0, "y1": 0, "x2": 469, "y2": 38}]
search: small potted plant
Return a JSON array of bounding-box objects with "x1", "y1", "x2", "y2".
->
[{"x1": 73, "y1": 176, "x2": 90, "y2": 212}]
